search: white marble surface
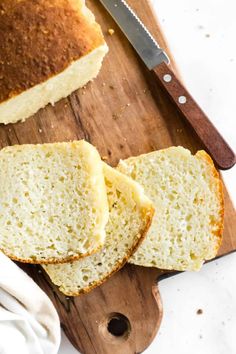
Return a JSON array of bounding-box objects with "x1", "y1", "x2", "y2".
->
[{"x1": 59, "y1": 1, "x2": 236, "y2": 353}]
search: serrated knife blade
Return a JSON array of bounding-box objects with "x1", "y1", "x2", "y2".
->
[
  {"x1": 99, "y1": 0, "x2": 236, "y2": 170},
  {"x1": 99, "y1": 0, "x2": 169, "y2": 69}
]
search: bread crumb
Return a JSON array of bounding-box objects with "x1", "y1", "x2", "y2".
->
[
  {"x1": 112, "y1": 113, "x2": 119, "y2": 120},
  {"x1": 38, "y1": 128, "x2": 42, "y2": 133},
  {"x1": 102, "y1": 156, "x2": 108, "y2": 161},
  {"x1": 108, "y1": 28, "x2": 115, "y2": 35},
  {"x1": 41, "y1": 29, "x2": 49, "y2": 35},
  {"x1": 197, "y1": 309, "x2": 203, "y2": 315}
]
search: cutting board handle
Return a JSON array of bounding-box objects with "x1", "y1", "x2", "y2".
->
[
  {"x1": 152, "y1": 62, "x2": 236, "y2": 170},
  {"x1": 41, "y1": 265, "x2": 164, "y2": 354}
]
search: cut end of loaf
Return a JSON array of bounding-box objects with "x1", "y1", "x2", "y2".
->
[
  {"x1": 0, "y1": 0, "x2": 108, "y2": 124},
  {"x1": 117, "y1": 146, "x2": 224, "y2": 272}
]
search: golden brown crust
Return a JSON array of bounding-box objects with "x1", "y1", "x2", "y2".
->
[
  {"x1": 59, "y1": 206, "x2": 155, "y2": 296},
  {"x1": 196, "y1": 150, "x2": 224, "y2": 254},
  {"x1": 0, "y1": 0, "x2": 105, "y2": 103},
  {"x1": 0, "y1": 241, "x2": 104, "y2": 265}
]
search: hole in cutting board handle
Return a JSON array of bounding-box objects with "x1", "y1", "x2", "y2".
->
[
  {"x1": 107, "y1": 313, "x2": 130, "y2": 337},
  {"x1": 99, "y1": 312, "x2": 131, "y2": 343}
]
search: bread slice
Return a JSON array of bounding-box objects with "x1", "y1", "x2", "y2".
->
[
  {"x1": 117, "y1": 147, "x2": 224, "y2": 271},
  {"x1": 43, "y1": 164, "x2": 154, "y2": 296},
  {"x1": 0, "y1": 0, "x2": 108, "y2": 124},
  {"x1": 0, "y1": 141, "x2": 109, "y2": 264}
]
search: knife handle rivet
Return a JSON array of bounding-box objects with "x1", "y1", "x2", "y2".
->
[
  {"x1": 163, "y1": 74, "x2": 172, "y2": 83},
  {"x1": 178, "y1": 95, "x2": 187, "y2": 104}
]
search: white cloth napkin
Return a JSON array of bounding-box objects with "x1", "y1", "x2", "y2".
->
[{"x1": 0, "y1": 252, "x2": 61, "y2": 354}]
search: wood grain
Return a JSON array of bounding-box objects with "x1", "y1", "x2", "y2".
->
[{"x1": 8, "y1": 0, "x2": 236, "y2": 353}]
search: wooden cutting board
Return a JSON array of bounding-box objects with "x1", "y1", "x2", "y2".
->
[{"x1": 7, "y1": 0, "x2": 235, "y2": 353}]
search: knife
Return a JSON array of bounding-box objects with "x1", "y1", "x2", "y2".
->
[{"x1": 99, "y1": 0, "x2": 236, "y2": 170}]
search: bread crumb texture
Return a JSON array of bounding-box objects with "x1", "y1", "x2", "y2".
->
[
  {"x1": 43, "y1": 164, "x2": 154, "y2": 296},
  {"x1": 117, "y1": 147, "x2": 224, "y2": 271},
  {"x1": 0, "y1": 0, "x2": 106, "y2": 103},
  {"x1": 0, "y1": 141, "x2": 108, "y2": 264},
  {"x1": 108, "y1": 28, "x2": 115, "y2": 35}
]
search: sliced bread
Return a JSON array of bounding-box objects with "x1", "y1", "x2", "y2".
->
[
  {"x1": 0, "y1": 141, "x2": 108, "y2": 264},
  {"x1": 43, "y1": 163, "x2": 154, "y2": 296},
  {"x1": 117, "y1": 147, "x2": 224, "y2": 271},
  {"x1": 0, "y1": 0, "x2": 108, "y2": 124}
]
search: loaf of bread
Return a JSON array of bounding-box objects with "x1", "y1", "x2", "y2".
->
[
  {"x1": 117, "y1": 147, "x2": 224, "y2": 271},
  {"x1": 0, "y1": 0, "x2": 108, "y2": 124},
  {"x1": 0, "y1": 141, "x2": 108, "y2": 264},
  {"x1": 43, "y1": 163, "x2": 154, "y2": 295}
]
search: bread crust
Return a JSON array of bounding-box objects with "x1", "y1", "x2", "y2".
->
[
  {"x1": 0, "y1": 0, "x2": 105, "y2": 103},
  {"x1": 55, "y1": 206, "x2": 154, "y2": 296},
  {"x1": 0, "y1": 242, "x2": 104, "y2": 265},
  {"x1": 195, "y1": 150, "x2": 224, "y2": 255}
]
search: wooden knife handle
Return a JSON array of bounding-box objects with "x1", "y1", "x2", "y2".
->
[{"x1": 152, "y1": 61, "x2": 236, "y2": 170}]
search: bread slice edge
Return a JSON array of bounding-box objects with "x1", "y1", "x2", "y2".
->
[{"x1": 43, "y1": 164, "x2": 154, "y2": 296}]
